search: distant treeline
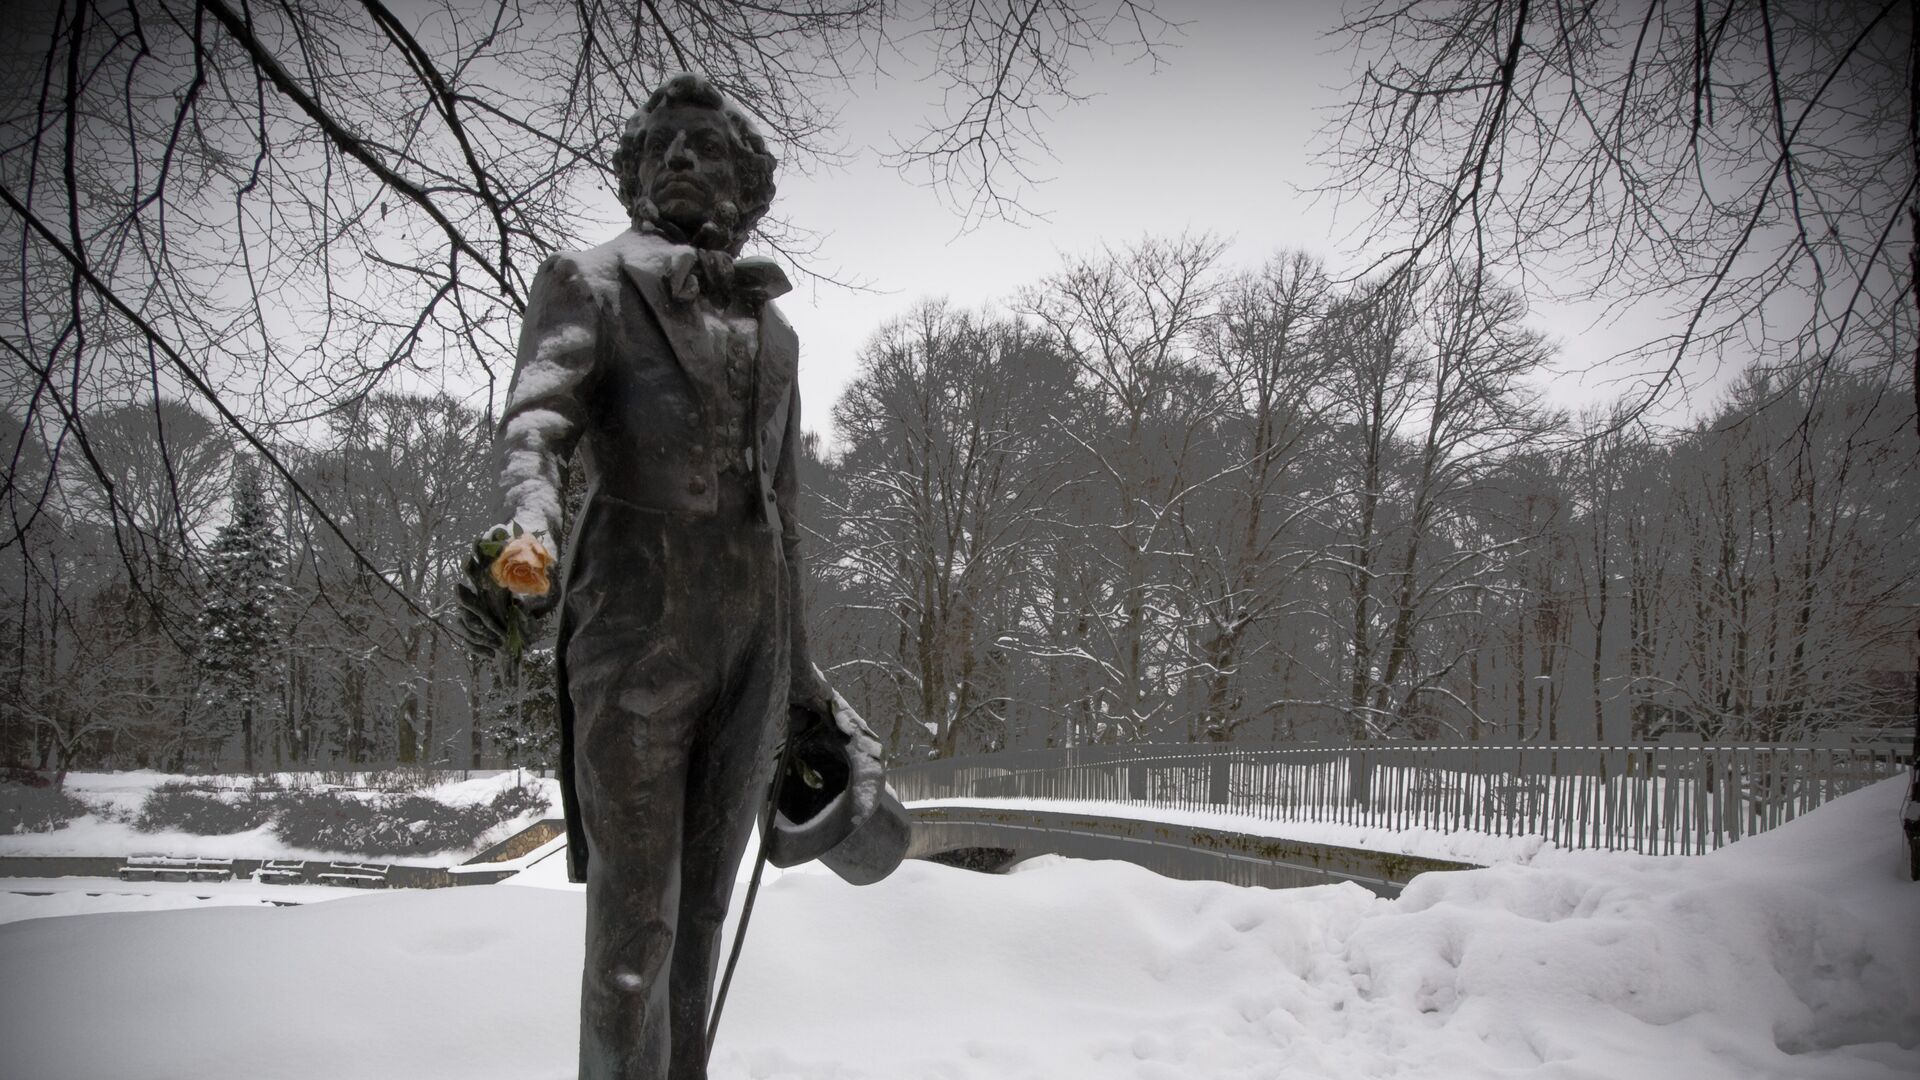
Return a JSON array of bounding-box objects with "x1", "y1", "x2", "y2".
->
[{"x1": 3, "y1": 243, "x2": 1913, "y2": 774}]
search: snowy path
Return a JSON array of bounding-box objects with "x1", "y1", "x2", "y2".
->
[{"x1": 0, "y1": 779, "x2": 1913, "y2": 1079}]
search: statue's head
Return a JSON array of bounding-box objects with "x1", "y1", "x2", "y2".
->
[{"x1": 613, "y1": 74, "x2": 777, "y2": 254}]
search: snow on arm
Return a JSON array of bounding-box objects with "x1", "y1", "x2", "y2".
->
[{"x1": 498, "y1": 254, "x2": 600, "y2": 551}]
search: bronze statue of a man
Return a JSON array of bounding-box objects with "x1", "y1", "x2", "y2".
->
[{"x1": 472, "y1": 73, "x2": 834, "y2": 1079}]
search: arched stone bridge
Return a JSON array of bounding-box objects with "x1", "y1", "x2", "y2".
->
[
  {"x1": 891, "y1": 739, "x2": 1910, "y2": 888},
  {"x1": 904, "y1": 804, "x2": 1471, "y2": 896}
]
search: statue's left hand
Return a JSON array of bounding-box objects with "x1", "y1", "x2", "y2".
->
[{"x1": 789, "y1": 662, "x2": 836, "y2": 718}]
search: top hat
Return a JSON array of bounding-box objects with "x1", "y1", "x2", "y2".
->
[{"x1": 766, "y1": 689, "x2": 910, "y2": 885}]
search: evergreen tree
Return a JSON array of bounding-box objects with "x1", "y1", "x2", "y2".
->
[
  {"x1": 485, "y1": 646, "x2": 560, "y2": 772},
  {"x1": 195, "y1": 462, "x2": 287, "y2": 772}
]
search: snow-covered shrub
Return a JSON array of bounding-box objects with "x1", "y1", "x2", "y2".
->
[
  {"x1": 488, "y1": 781, "x2": 550, "y2": 819},
  {"x1": 135, "y1": 782, "x2": 278, "y2": 834},
  {"x1": 1, "y1": 765, "x2": 51, "y2": 788},
  {"x1": 363, "y1": 767, "x2": 442, "y2": 793},
  {"x1": 271, "y1": 788, "x2": 543, "y2": 855},
  {"x1": 0, "y1": 784, "x2": 91, "y2": 833}
]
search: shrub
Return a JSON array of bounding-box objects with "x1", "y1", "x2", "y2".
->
[
  {"x1": 0, "y1": 784, "x2": 91, "y2": 833},
  {"x1": 362, "y1": 767, "x2": 449, "y2": 794},
  {"x1": 270, "y1": 781, "x2": 552, "y2": 856},
  {"x1": 135, "y1": 782, "x2": 278, "y2": 834},
  {"x1": 1, "y1": 766, "x2": 51, "y2": 789},
  {"x1": 272, "y1": 791, "x2": 496, "y2": 855},
  {"x1": 489, "y1": 782, "x2": 551, "y2": 819}
]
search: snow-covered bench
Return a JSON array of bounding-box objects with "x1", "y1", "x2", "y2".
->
[
  {"x1": 314, "y1": 862, "x2": 390, "y2": 888},
  {"x1": 253, "y1": 859, "x2": 308, "y2": 885},
  {"x1": 119, "y1": 855, "x2": 234, "y2": 883}
]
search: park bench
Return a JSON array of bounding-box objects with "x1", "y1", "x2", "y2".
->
[
  {"x1": 253, "y1": 859, "x2": 307, "y2": 885},
  {"x1": 314, "y1": 861, "x2": 390, "y2": 888},
  {"x1": 119, "y1": 855, "x2": 234, "y2": 883}
]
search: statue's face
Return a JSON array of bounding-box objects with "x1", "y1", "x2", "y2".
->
[{"x1": 635, "y1": 104, "x2": 739, "y2": 242}]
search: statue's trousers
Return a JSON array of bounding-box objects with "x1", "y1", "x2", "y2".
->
[{"x1": 558, "y1": 495, "x2": 788, "y2": 1080}]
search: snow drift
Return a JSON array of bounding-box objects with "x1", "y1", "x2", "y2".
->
[{"x1": 0, "y1": 777, "x2": 1913, "y2": 1079}]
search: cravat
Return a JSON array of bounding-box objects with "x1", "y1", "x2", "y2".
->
[{"x1": 665, "y1": 249, "x2": 792, "y2": 308}]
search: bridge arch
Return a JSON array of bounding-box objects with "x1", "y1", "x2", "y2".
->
[{"x1": 906, "y1": 805, "x2": 1471, "y2": 896}]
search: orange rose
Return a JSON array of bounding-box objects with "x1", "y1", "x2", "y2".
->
[{"x1": 490, "y1": 535, "x2": 555, "y2": 597}]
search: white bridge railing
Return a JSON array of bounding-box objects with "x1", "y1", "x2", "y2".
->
[{"x1": 889, "y1": 742, "x2": 1912, "y2": 855}]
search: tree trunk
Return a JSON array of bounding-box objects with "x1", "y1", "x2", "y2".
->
[
  {"x1": 467, "y1": 655, "x2": 486, "y2": 769},
  {"x1": 397, "y1": 695, "x2": 419, "y2": 765},
  {"x1": 348, "y1": 668, "x2": 366, "y2": 764},
  {"x1": 241, "y1": 698, "x2": 255, "y2": 774}
]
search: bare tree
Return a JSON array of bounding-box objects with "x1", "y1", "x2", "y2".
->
[
  {"x1": 0, "y1": 0, "x2": 1174, "y2": 642},
  {"x1": 1565, "y1": 403, "x2": 1645, "y2": 742},
  {"x1": 886, "y1": 0, "x2": 1176, "y2": 228},
  {"x1": 1482, "y1": 447, "x2": 1573, "y2": 742},
  {"x1": 1324, "y1": 0, "x2": 1913, "y2": 413},
  {"x1": 58, "y1": 399, "x2": 230, "y2": 609},
  {"x1": 1017, "y1": 233, "x2": 1226, "y2": 743},
  {"x1": 826, "y1": 302, "x2": 1074, "y2": 756},
  {"x1": 1321, "y1": 268, "x2": 1550, "y2": 740},
  {"x1": 1657, "y1": 369, "x2": 1916, "y2": 740},
  {"x1": 1179, "y1": 252, "x2": 1334, "y2": 741},
  {"x1": 293, "y1": 392, "x2": 492, "y2": 764},
  {"x1": 1317, "y1": 273, "x2": 1422, "y2": 738}
]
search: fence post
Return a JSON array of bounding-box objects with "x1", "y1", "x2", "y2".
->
[
  {"x1": 903, "y1": 741, "x2": 1907, "y2": 858},
  {"x1": 1209, "y1": 757, "x2": 1230, "y2": 805},
  {"x1": 1348, "y1": 746, "x2": 1372, "y2": 811}
]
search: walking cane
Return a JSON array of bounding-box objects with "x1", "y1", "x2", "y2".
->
[
  {"x1": 706, "y1": 734, "x2": 796, "y2": 1062},
  {"x1": 1904, "y1": 627, "x2": 1919, "y2": 881}
]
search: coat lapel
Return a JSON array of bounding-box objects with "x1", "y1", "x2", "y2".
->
[
  {"x1": 620, "y1": 238, "x2": 797, "y2": 453},
  {"x1": 622, "y1": 258, "x2": 724, "y2": 398},
  {"x1": 756, "y1": 302, "x2": 798, "y2": 435}
]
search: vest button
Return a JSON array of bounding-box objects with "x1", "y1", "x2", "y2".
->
[{"x1": 689, "y1": 477, "x2": 708, "y2": 495}]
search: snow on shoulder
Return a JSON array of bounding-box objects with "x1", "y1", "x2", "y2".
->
[{"x1": 0, "y1": 778, "x2": 1912, "y2": 1079}]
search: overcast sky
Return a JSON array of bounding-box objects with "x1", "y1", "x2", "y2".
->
[
  {"x1": 770, "y1": 1, "x2": 1366, "y2": 443},
  {"x1": 555, "y1": 1, "x2": 1682, "y2": 448}
]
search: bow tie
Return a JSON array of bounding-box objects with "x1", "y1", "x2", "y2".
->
[{"x1": 665, "y1": 249, "x2": 792, "y2": 309}]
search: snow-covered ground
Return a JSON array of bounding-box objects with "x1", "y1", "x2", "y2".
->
[
  {"x1": 0, "y1": 769, "x2": 563, "y2": 863},
  {"x1": 0, "y1": 875, "x2": 364, "y2": 924},
  {"x1": 1, "y1": 777, "x2": 1914, "y2": 1079}
]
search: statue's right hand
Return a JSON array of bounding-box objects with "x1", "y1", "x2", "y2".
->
[
  {"x1": 455, "y1": 526, "x2": 557, "y2": 658},
  {"x1": 455, "y1": 582, "x2": 504, "y2": 656},
  {"x1": 456, "y1": 531, "x2": 510, "y2": 656},
  {"x1": 492, "y1": 533, "x2": 561, "y2": 616}
]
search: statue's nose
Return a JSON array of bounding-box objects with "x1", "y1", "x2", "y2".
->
[{"x1": 665, "y1": 131, "x2": 694, "y2": 168}]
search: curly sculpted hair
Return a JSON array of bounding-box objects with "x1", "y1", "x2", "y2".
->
[{"x1": 612, "y1": 74, "x2": 777, "y2": 254}]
